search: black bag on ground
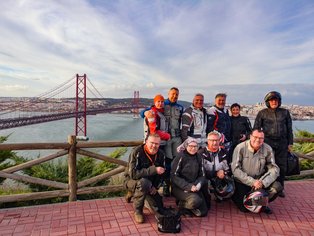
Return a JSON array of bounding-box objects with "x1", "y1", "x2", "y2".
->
[
  {"x1": 286, "y1": 151, "x2": 300, "y2": 176},
  {"x1": 155, "y1": 207, "x2": 181, "y2": 233}
]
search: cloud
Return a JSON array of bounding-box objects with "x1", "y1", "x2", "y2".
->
[
  {"x1": 1, "y1": 84, "x2": 28, "y2": 91},
  {"x1": 0, "y1": 0, "x2": 313, "y2": 105}
]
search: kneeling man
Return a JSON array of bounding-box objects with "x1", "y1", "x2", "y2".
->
[
  {"x1": 231, "y1": 128, "x2": 282, "y2": 214},
  {"x1": 124, "y1": 134, "x2": 165, "y2": 223}
]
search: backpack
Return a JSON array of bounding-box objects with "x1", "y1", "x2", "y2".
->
[{"x1": 155, "y1": 207, "x2": 181, "y2": 233}]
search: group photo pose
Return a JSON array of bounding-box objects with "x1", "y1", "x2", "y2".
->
[{"x1": 124, "y1": 89, "x2": 294, "y2": 224}]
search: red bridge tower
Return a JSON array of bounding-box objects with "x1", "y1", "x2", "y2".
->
[{"x1": 75, "y1": 74, "x2": 87, "y2": 137}]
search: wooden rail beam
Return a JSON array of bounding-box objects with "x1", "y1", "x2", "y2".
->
[
  {"x1": 76, "y1": 140, "x2": 142, "y2": 148},
  {"x1": 0, "y1": 171, "x2": 68, "y2": 189},
  {"x1": 77, "y1": 166, "x2": 125, "y2": 188},
  {"x1": 77, "y1": 149, "x2": 128, "y2": 167},
  {"x1": 293, "y1": 151, "x2": 314, "y2": 161},
  {"x1": 0, "y1": 143, "x2": 69, "y2": 151},
  {"x1": 2, "y1": 150, "x2": 68, "y2": 173},
  {"x1": 0, "y1": 190, "x2": 69, "y2": 203},
  {"x1": 293, "y1": 137, "x2": 314, "y2": 143}
]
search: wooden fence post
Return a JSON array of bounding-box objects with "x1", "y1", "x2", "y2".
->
[{"x1": 68, "y1": 135, "x2": 77, "y2": 201}]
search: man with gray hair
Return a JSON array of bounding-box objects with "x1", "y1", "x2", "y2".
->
[
  {"x1": 207, "y1": 93, "x2": 232, "y2": 156},
  {"x1": 181, "y1": 93, "x2": 208, "y2": 148}
]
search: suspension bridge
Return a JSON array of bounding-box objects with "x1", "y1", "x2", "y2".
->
[{"x1": 0, "y1": 74, "x2": 143, "y2": 136}]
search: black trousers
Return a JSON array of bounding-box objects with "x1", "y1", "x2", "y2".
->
[
  {"x1": 172, "y1": 185, "x2": 208, "y2": 216},
  {"x1": 125, "y1": 178, "x2": 163, "y2": 213},
  {"x1": 232, "y1": 181, "x2": 280, "y2": 212},
  {"x1": 265, "y1": 139, "x2": 288, "y2": 187}
]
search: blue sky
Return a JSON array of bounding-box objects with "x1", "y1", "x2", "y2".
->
[{"x1": 0, "y1": 0, "x2": 314, "y2": 105}]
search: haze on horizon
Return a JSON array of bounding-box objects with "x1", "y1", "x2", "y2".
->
[{"x1": 0, "y1": 1, "x2": 314, "y2": 105}]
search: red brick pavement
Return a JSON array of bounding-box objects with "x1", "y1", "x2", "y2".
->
[{"x1": 1, "y1": 180, "x2": 314, "y2": 236}]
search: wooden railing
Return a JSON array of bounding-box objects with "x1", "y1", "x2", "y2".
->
[
  {"x1": 0, "y1": 135, "x2": 142, "y2": 203},
  {"x1": 0, "y1": 136, "x2": 313, "y2": 204}
]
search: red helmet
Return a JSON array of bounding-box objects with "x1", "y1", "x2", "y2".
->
[{"x1": 243, "y1": 189, "x2": 269, "y2": 213}]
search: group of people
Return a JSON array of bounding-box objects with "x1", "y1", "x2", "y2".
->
[{"x1": 124, "y1": 88, "x2": 293, "y2": 224}]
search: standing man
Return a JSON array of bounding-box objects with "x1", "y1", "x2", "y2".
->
[
  {"x1": 140, "y1": 87, "x2": 184, "y2": 196},
  {"x1": 207, "y1": 93, "x2": 232, "y2": 155},
  {"x1": 254, "y1": 91, "x2": 293, "y2": 198},
  {"x1": 181, "y1": 93, "x2": 208, "y2": 148},
  {"x1": 231, "y1": 129, "x2": 282, "y2": 214},
  {"x1": 124, "y1": 134, "x2": 166, "y2": 224},
  {"x1": 162, "y1": 87, "x2": 184, "y2": 196}
]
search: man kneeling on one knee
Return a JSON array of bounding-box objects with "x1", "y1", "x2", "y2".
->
[
  {"x1": 124, "y1": 134, "x2": 166, "y2": 224},
  {"x1": 231, "y1": 128, "x2": 283, "y2": 214}
]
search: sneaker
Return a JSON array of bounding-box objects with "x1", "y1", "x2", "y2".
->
[
  {"x1": 134, "y1": 212, "x2": 144, "y2": 224},
  {"x1": 125, "y1": 191, "x2": 133, "y2": 203},
  {"x1": 263, "y1": 206, "x2": 273, "y2": 215},
  {"x1": 278, "y1": 190, "x2": 285, "y2": 198}
]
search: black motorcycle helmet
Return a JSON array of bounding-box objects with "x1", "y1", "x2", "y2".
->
[
  {"x1": 213, "y1": 176, "x2": 235, "y2": 200},
  {"x1": 264, "y1": 91, "x2": 282, "y2": 108}
]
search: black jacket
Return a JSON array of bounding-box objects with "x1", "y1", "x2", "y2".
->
[
  {"x1": 171, "y1": 150, "x2": 206, "y2": 192},
  {"x1": 231, "y1": 115, "x2": 252, "y2": 146},
  {"x1": 125, "y1": 144, "x2": 165, "y2": 188},
  {"x1": 253, "y1": 108, "x2": 293, "y2": 145}
]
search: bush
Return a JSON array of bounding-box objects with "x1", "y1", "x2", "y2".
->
[
  {"x1": 0, "y1": 135, "x2": 18, "y2": 184},
  {"x1": 1, "y1": 144, "x2": 127, "y2": 207}
]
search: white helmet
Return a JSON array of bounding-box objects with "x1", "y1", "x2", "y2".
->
[{"x1": 243, "y1": 189, "x2": 269, "y2": 213}]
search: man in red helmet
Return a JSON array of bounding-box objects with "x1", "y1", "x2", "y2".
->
[{"x1": 253, "y1": 91, "x2": 293, "y2": 198}]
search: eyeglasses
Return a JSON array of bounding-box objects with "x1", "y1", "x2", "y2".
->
[
  {"x1": 208, "y1": 139, "x2": 220, "y2": 142},
  {"x1": 188, "y1": 145, "x2": 198, "y2": 149},
  {"x1": 251, "y1": 135, "x2": 264, "y2": 140},
  {"x1": 148, "y1": 141, "x2": 160, "y2": 146}
]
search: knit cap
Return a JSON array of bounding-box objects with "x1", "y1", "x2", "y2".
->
[
  {"x1": 177, "y1": 137, "x2": 198, "y2": 153},
  {"x1": 154, "y1": 94, "x2": 164, "y2": 104}
]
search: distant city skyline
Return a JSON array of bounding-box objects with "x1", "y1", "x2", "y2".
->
[{"x1": 0, "y1": 1, "x2": 314, "y2": 105}]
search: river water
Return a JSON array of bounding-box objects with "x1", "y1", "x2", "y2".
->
[{"x1": 0, "y1": 113, "x2": 313, "y2": 159}]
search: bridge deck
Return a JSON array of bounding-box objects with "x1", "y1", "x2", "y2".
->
[{"x1": 0, "y1": 180, "x2": 314, "y2": 236}]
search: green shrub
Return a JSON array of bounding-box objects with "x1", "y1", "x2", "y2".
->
[
  {"x1": 0, "y1": 135, "x2": 18, "y2": 184},
  {"x1": 11, "y1": 147, "x2": 126, "y2": 192}
]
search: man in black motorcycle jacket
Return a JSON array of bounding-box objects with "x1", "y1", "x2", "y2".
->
[{"x1": 253, "y1": 91, "x2": 293, "y2": 198}]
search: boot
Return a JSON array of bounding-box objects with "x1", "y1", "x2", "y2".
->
[
  {"x1": 263, "y1": 206, "x2": 273, "y2": 214},
  {"x1": 134, "y1": 211, "x2": 144, "y2": 224},
  {"x1": 125, "y1": 191, "x2": 133, "y2": 203},
  {"x1": 278, "y1": 190, "x2": 286, "y2": 198},
  {"x1": 163, "y1": 179, "x2": 171, "y2": 197}
]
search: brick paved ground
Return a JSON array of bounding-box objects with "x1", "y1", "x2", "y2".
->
[{"x1": 1, "y1": 180, "x2": 314, "y2": 236}]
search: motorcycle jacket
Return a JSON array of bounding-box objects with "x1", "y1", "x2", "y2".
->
[
  {"x1": 207, "y1": 106, "x2": 232, "y2": 142},
  {"x1": 253, "y1": 108, "x2": 293, "y2": 145}
]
